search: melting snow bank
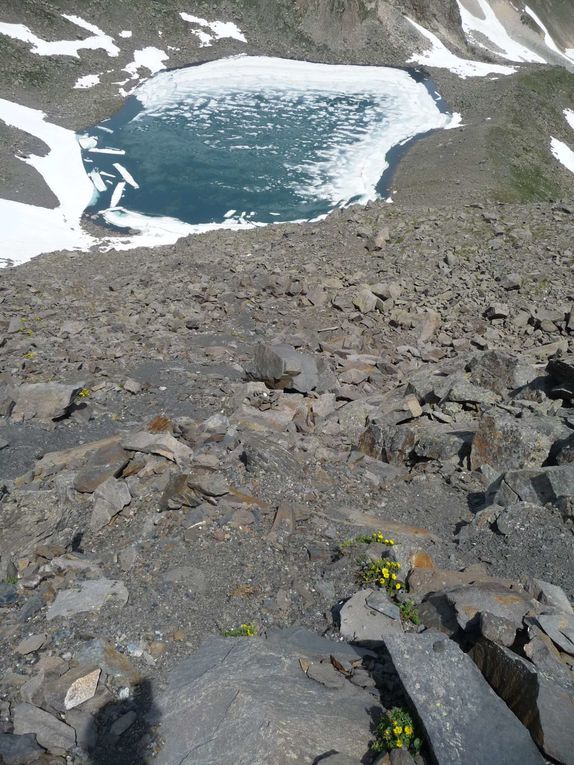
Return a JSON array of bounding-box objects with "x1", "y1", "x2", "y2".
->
[
  {"x1": 406, "y1": 18, "x2": 516, "y2": 78},
  {"x1": 551, "y1": 109, "x2": 574, "y2": 175},
  {"x1": 1, "y1": 57, "x2": 461, "y2": 266},
  {"x1": 0, "y1": 15, "x2": 119, "y2": 57}
]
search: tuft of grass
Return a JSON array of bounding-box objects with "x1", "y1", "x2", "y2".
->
[{"x1": 400, "y1": 600, "x2": 421, "y2": 626}]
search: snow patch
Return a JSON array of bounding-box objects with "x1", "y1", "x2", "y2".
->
[
  {"x1": 523, "y1": 5, "x2": 574, "y2": 64},
  {"x1": 551, "y1": 137, "x2": 574, "y2": 174},
  {"x1": 74, "y1": 73, "x2": 101, "y2": 89},
  {"x1": 456, "y1": 0, "x2": 545, "y2": 63},
  {"x1": 406, "y1": 17, "x2": 517, "y2": 78},
  {"x1": 0, "y1": 15, "x2": 119, "y2": 58},
  {"x1": 564, "y1": 108, "x2": 574, "y2": 132},
  {"x1": 180, "y1": 12, "x2": 246, "y2": 47},
  {"x1": 123, "y1": 47, "x2": 169, "y2": 78},
  {"x1": 119, "y1": 30, "x2": 133, "y2": 39}
]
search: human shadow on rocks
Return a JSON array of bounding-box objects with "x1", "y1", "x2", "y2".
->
[{"x1": 88, "y1": 679, "x2": 158, "y2": 765}]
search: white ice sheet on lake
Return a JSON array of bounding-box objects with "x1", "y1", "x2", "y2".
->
[{"x1": 406, "y1": 18, "x2": 516, "y2": 78}]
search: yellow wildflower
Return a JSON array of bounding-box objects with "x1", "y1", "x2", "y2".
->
[
  {"x1": 393, "y1": 726, "x2": 403, "y2": 735},
  {"x1": 395, "y1": 739, "x2": 403, "y2": 748},
  {"x1": 382, "y1": 568, "x2": 390, "y2": 579},
  {"x1": 391, "y1": 573, "x2": 397, "y2": 580},
  {"x1": 396, "y1": 583, "x2": 402, "y2": 590},
  {"x1": 404, "y1": 726, "x2": 413, "y2": 736}
]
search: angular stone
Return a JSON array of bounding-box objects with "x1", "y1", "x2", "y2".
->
[
  {"x1": 251, "y1": 343, "x2": 318, "y2": 393},
  {"x1": 359, "y1": 422, "x2": 418, "y2": 465},
  {"x1": 467, "y1": 350, "x2": 536, "y2": 396},
  {"x1": 306, "y1": 661, "x2": 345, "y2": 689},
  {"x1": 0, "y1": 733, "x2": 44, "y2": 765},
  {"x1": 536, "y1": 613, "x2": 574, "y2": 655},
  {"x1": 490, "y1": 465, "x2": 574, "y2": 506},
  {"x1": 64, "y1": 668, "x2": 101, "y2": 710},
  {"x1": 93, "y1": 477, "x2": 131, "y2": 511},
  {"x1": 154, "y1": 629, "x2": 378, "y2": 764},
  {"x1": 353, "y1": 287, "x2": 379, "y2": 313},
  {"x1": 472, "y1": 640, "x2": 574, "y2": 765},
  {"x1": 526, "y1": 578, "x2": 573, "y2": 615},
  {"x1": 413, "y1": 429, "x2": 471, "y2": 462},
  {"x1": 187, "y1": 468, "x2": 228, "y2": 497},
  {"x1": 73, "y1": 442, "x2": 131, "y2": 493},
  {"x1": 471, "y1": 412, "x2": 568, "y2": 472},
  {"x1": 74, "y1": 639, "x2": 139, "y2": 684},
  {"x1": 385, "y1": 633, "x2": 545, "y2": 765},
  {"x1": 547, "y1": 355, "x2": 574, "y2": 387},
  {"x1": 13, "y1": 703, "x2": 76, "y2": 754},
  {"x1": 339, "y1": 589, "x2": 403, "y2": 642},
  {"x1": 446, "y1": 582, "x2": 531, "y2": 631},
  {"x1": 47, "y1": 579, "x2": 129, "y2": 621},
  {"x1": 15, "y1": 634, "x2": 47, "y2": 656},
  {"x1": 485, "y1": 303, "x2": 509, "y2": 320},
  {"x1": 122, "y1": 431, "x2": 193, "y2": 466},
  {"x1": 11, "y1": 383, "x2": 84, "y2": 422},
  {"x1": 479, "y1": 612, "x2": 518, "y2": 647}
]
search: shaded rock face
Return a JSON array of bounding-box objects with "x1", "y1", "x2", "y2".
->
[
  {"x1": 154, "y1": 629, "x2": 378, "y2": 765},
  {"x1": 385, "y1": 632, "x2": 546, "y2": 765}
]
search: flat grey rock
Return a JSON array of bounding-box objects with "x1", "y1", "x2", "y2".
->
[
  {"x1": 154, "y1": 629, "x2": 377, "y2": 765},
  {"x1": 340, "y1": 589, "x2": 403, "y2": 641},
  {"x1": 0, "y1": 732, "x2": 44, "y2": 765},
  {"x1": 536, "y1": 613, "x2": 574, "y2": 655},
  {"x1": 11, "y1": 382, "x2": 84, "y2": 422},
  {"x1": 47, "y1": 579, "x2": 128, "y2": 620},
  {"x1": 385, "y1": 632, "x2": 545, "y2": 765},
  {"x1": 13, "y1": 703, "x2": 76, "y2": 754}
]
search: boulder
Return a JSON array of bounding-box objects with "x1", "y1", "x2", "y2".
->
[
  {"x1": 47, "y1": 579, "x2": 129, "y2": 620},
  {"x1": 153, "y1": 629, "x2": 380, "y2": 765},
  {"x1": 466, "y1": 351, "x2": 536, "y2": 396},
  {"x1": 250, "y1": 343, "x2": 318, "y2": 393},
  {"x1": 470, "y1": 412, "x2": 569, "y2": 472},
  {"x1": 13, "y1": 703, "x2": 75, "y2": 754},
  {"x1": 10, "y1": 382, "x2": 84, "y2": 422},
  {"x1": 488, "y1": 465, "x2": 574, "y2": 506},
  {"x1": 122, "y1": 432, "x2": 193, "y2": 466},
  {"x1": 385, "y1": 632, "x2": 545, "y2": 765},
  {"x1": 0, "y1": 733, "x2": 43, "y2": 765},
  {"x1": 472, "y1": 640, "x2": 574, "y2": 765},
  {"x1": 339, "y1": 589, "x2": 403, "y2": 642}
]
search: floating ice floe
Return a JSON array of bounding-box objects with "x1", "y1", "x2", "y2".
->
[
  {"x1": 456, "y1": 0, "x2": 545, "y2": 63},
  {"x1": 0, "y1": 14, "x2": 119, "y2": 58},
  {"x1": 180, "y1": 12, "x2": 246, "y2": 47},
  {"x1": 74, "y1": 73, "x2": 101, "y2": 89},
  {"x1": 406, "y1": 17, "x2": 517, "y2": 78}
]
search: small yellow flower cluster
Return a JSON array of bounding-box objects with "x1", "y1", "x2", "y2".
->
[
  {"x1": 373, "y1": 708, "x2": 420, "y2": 754},
  {"x1": 223, "y1": 623, "x2": 256, "y2": 637},
  {"x1": 78, "y1": 388, "x2": 91, "y2": 399},
  {"x1": 371, "y1": 532, "x2": 395, "y2": 546},
  {"x1": 360, "y1": 557, "x2": 403, "y2": 594}
]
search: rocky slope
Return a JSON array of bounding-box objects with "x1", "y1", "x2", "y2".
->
[{"x1": 1, "y1": 197, "x2": 574, "y2": 764}]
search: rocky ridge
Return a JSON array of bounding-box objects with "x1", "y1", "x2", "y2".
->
[{"x1": 0, "y1": 197, "x2": 574, "y2": 763}]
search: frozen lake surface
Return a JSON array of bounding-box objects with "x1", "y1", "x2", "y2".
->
[{"x1": 81, "y1": 56, "x2": 460, "y2": 233}]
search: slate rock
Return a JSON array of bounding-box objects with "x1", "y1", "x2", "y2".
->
[
  {"x1": 473, "y1": 640, "x2": 574, "y2": 765},
  {"x1": 488, "y1": 464, "x2": 574, "y2": 506},
  {"x1": 122, "y1": 432, "x2": 193, "y2": 466},
  {"x1": 536, "y1": 613, "x2": 574, "y2": 655},
  {"x1": 446, "y1": 582, "x2": 531, "y2": 631},
  {"x1": 385, "y1": 632, "x2": 545, "y2": 765},
  {"x1": 154, "y1": 629, "x2": 378, "y2": 764},
  {"x1": 467, "y1": 351, "x2": 535, "y2": 396},
  {"x1": 47, "y1": 579, "x2": 128, "y2": 620},
  {"x1": 0, "y1": 582, "x2": 18, "y2": 605},
  {"x1": 13, "y1": 703, "x2": 75, "y2": 754},
  {"x1": 320, "y1": 755, "x2": 362, "y2": 765},
  {"x1": 15, "y1": 634, "x2": 47, "y2": 656},
  {"x1": 73, "y1": 442, "x2": 131, "y2": 493},
  {"x1": 526, "y1": 578, "x2": 573, "y2": 615},
  {"x1": 547, "y1": 355, "x2": 574, "y2": 387},
  {"x1": 339, "y1": 589, "x2": 403, "y2": 642},
  {"x1": 11, "y1": 382, "x2": 84, "y2": 422},
  {"x1": 0, "y1": 733, "x2": 44, "y2": 765},
  {"x1": 471, "y1": 412, "x2": 568, "y2": 472},
  {"x1": 251, "y1": 343, "x2": 318, "y2": 393},
  {"x1": 306, "y1": 661, "x2": 346, "y2": 689}
]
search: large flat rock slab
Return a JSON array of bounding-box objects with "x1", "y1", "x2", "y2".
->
[
  {"x1": 154, "y1": 628, "x2": 377, "y2": 765},
  {"x1": 385, "y1": 632, "x2": 545, "y2": 765}
]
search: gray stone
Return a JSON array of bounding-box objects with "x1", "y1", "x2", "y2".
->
[
  {"x1": 472, "y1": 640, "x2": 574, "y2": 765},
  {"x1": 73, "y1": 442, "x2": 131, "y2": 493},
  {"x1": 471, "y1": 412, "x2": 568, "y2": 472},
  {"x1": 110, "y1": 710, "x2": 137, "y2": 737},
  {"x1": 527, "y1": 578, "x2": 573, "y2": 615},
  {"x1": 485, "y1": 303, "x2": 510, "y2": 320},
  {"x1": 500, "y1": 273, "x2": 522, "y2": 291},
  {"x1": 479, "y1": 612, "x2": 518, "y2": 647},
  {"x1": 320, "y1": 755, "x2": 362, "y2": 765},
  {"x1": 0, "y1": 582, "x2": 18, "y2": 605},
  {"x1": 306, "y1": 661, "x2": 346, "y2": 689},
  {"x1": 154, "y1": 629, "x2": 379, "y2": 765},
  {"x1": 122, "y1": 431, "x2": 193, "y2": 466},
  {"x1": 13, "y1": 703, "x2": 76, "y2": 754},
  {"x1": 385, "y1": 632, "x2": 545, "y2": 765},
  {"x1": 251, "y1": 343, "x2": 318, "y2": 393},
  {"x1": 339, "y1": 589, "x2": 403, "y2": 642},
  {"x1": 11, "y1": 382, "x2": 84, "y2": 422},
  {"x1": 15, "y1": 634, "x2": 47, "y2": 656},
  {"x1": 446, "y1": 582, "x2": 531, "y2": 631},
  {"x1": 187, "y1": 468, "x2": 228, "y2": 497},
  {"x1": 47, "y1": 579, "x2": 128, "y2": 620},
  {"x1": 413, "y1": 429, "x2": 471, "y2": 462},
  {"x1": 547, "y1": 355, "x2": 574, "y2": 387},
  {"x1": 536, "y1": 613, "x2": 574, "y2": 655},
  {"x1": 353, "y1": 287, "x2": 379, "y2": 313},
  {"x1": 489, "y1": 464, "x2": 574, "y2": 506},
  {"x1": 0, "y1": 733, "x2": 44, "y2": 765},
  {"x1": 467, "y1": 350, "x2": 537, "y2": 396},
  {"x1": 92, "y1": 477, "x2": 131, "y2": 514}
]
